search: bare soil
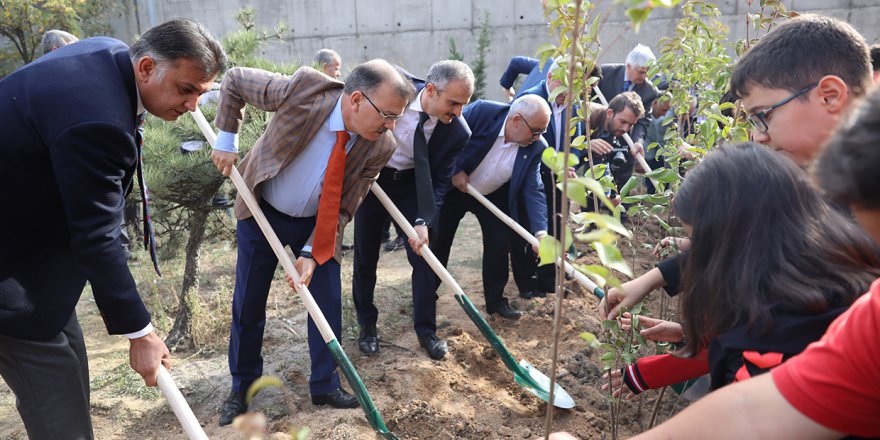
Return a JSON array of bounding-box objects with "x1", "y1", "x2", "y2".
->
[{"x1": 0, "y1": 213, "x2": 684, "y2": 440}]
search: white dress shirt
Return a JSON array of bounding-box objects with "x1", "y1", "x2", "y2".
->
[
  {"x1": 469, "y1": 120, "x2": 518, "y2": 195},
  {"x1": 387, "y1": 89, "x2": 438, "y2": 170},
  {"x1": 546, "y1": 82, "x2": 565, "y2": 151}
]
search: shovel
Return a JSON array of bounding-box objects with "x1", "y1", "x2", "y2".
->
[
  {"x1": 370, "y1": 183, "x2": 576, "y2": 409},
  {"x1": 592, "y1": 86, "x2": 658, "y2": 189},
  {"x1": 157, "y1": 366, "x2": 209, "y2": 440},
  {"x1": 463, "y1": 184, "x2": 605, "y2": 300},
  {"x1": 191, "y1": 107, "x2": 398, "y2": 440}
]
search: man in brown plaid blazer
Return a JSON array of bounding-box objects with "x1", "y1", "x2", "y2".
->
[{"x1": 209, "y1": 60, "x2": 414, "y2": 425}]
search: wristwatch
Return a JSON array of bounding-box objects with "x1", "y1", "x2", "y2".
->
[
  {"x1": 299, "y1": 250, "x2": 313, "y2": 260},
  {"x1": 414, "y1": 218, "x2": 428, "y2": 227}
]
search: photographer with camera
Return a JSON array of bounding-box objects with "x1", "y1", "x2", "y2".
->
[{"x1": 588, "y1": 92, "x2": 646, "y2": 203}]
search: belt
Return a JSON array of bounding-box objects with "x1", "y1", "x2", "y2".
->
[
  {"x1": 379, "y1": 167, "x2": 415, "y2": 182},
  {"x1": 259, "y1": 199, "x2": 312, "y2": 221}
]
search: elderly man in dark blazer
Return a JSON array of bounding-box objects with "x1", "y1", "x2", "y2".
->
[
  {"x1": 596, "y1": 43, "x2": 660, "y2": 194},
  {"x1": 210, "y1": 60, "x2": 414, "y2": 425},
  {"x1": 352, "y1": 60, "x2": 473, "y2": 361},
  {"x1": 415, "y1": 95, "x2": 550, "y2": 326},
  {"x1": 0, "y1": 18, "x2": 225, "y2": 439}
]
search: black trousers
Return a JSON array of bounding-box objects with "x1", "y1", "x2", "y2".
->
[
  {"x1": 352, "y1": 169, "x2": 439, "y2": 337},
  {"x1": 426, "y1": 184, "x2": 516, "y2": 313},
  {"x1": 0, "y1": 313, "x2": 93, "y2": 440}
]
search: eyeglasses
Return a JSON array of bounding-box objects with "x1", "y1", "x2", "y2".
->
[
  {"x1": 747, "y1": 83, "x2": 818, "y2": 134},
  {"x1": 517, "y1": 113, "x2": 546, "y2": 136},
  {"x1": 361, "y1": 91, "x2": 403, "y2": 122}
]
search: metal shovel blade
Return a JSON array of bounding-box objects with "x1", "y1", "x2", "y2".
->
[{"x1": 514, "y1": 360, "x2": 576, "y2": 409}]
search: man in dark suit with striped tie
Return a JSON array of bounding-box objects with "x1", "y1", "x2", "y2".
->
[
  {"x1": 0, "y1": 19, "x2": 226, "y2": 440},
  {"x1": 210, "y1": 60, "x2": 414, "y2": 425},
  {"x1": 352, "y1": 60, "x2": 473, "y2": 361}
]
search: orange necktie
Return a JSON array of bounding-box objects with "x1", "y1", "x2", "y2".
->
[{"x1": 312, "y1": 131, "x2": 350, "y2": 264}]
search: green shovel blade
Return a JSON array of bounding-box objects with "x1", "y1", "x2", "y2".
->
[
  {"x1": 454, "y1": 293, "x2": 576, "y2": 409},
  {"x1": 327, "y1": 339, "x2": 399, "y2": 440}
]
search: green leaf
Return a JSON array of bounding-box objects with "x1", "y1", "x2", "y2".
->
[
  {"x1": 619, "y1": 176, "x2": 638, "y2": 197},
  {"x1": 566, "y1": 182, "x2": 588, "y2": 207},
  {"x1": 245, "y1": 376, "x2": 284, "y2": 404},
  {"x1": 593, "y1": 242, "x2": 633, "y2": 277},
  {"x1": 538, "y1": 233, "x2": 560, "y2": 266},
  {"x1": 579, "y1": 331, "x2": 599, "y2": 347}
]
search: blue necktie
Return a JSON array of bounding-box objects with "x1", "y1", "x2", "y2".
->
[
  {"x1": 623, "y1": 80, "x2": 632, "y2": 92},
  {"x1": 135, "y1": 113, "x2": 162, "y2": 276}
]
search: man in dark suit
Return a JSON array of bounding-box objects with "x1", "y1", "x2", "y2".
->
[
  {"x1": 210, "y1": 60, "x2": 414, "y2": 425},
  {"x1": 596, "y1": 44, "x2": 660, "y2": 186},
  {"x1": 499, "y1": 55, "x2": 553, "y2": 101},
  {"x1": 418, "y1": 95, "x2": 550, "y2": 323},
  {"x1": 352, "y1": 60, "x2": 474, "y2": 360},
  {"x1": 0, "y1": 18, "x2": 226, "y2": 440},
  {"x1": 517, "y1": 60, "x2": 584, "y2": 297}
]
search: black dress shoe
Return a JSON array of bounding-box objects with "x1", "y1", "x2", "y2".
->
[
  {"x1": 358, "y1": 324, "x2": 379, "y2": 356},
  {"x1": 383, "y1": 235, "x2": 406, "y2": 252},
  {"x1": 218, "y1": 391, "x2": 247, "y2": 426},
  {"x1": 418, "y1": 332, "x2": 448, "y2": 360},
  {"x1": 311, "y1": 387, "x2": 359, "y2": 408},
  {"x1": 490, "y1": 303, "x2": 523, "y2": 320},
  {"x1": 519, "y1": 290, "x2": 547, "y2": 299}
]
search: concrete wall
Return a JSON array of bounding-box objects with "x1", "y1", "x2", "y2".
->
[{"x1": 109, "y1": 0, "x2": 880, "y2": 101}]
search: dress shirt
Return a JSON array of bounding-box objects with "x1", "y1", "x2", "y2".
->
[
  {"x1": 387, "y1": 89, "x2": 438, "y2": 170},
  {"x1": 260, "y1": 96, "x2": 356, "y2": 218},
  {"x1": 546, "y1": 82, "x2": 564, "y2": 150},
  {"x1": 469, "y1": 120, "x2": 518, "y2": 195}
]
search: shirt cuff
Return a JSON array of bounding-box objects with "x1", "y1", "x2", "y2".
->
[
  {"x1": 214, "y1": 130, "x2": 240, "y2": 153},
  {"x1": 301, "y1": 245, "x2": 313, "y2": 253},
  {"x1": 123, "y1": 323, "x2": 154, "y2": 339},
  {"x1": 534, "y1": 230, "x2": 547, "y2": 238}
]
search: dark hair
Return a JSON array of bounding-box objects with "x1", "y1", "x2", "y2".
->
[
  {"x1": 674, "y1": 142, "x2": 880, "y2": 356},
  {"x1": 870, "y1": 43, "x2": 880, "y2": 72},
  {"x1": 608, "y1": 91, "x2": 644, "y2": 119},
  {"x1": 730, "y1": 14, "x2": 871, "y2": 100},
  {"x1": 344, "y1": 59, "x2": 415, "y2": 102},
  {"x1": 130, "y1": 17, "x2": 227, "y2": 80},
  {"x1": 815, "y1": 89, "x2": 880, "y2": 210}
]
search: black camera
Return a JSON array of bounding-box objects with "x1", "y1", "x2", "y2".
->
[{"x1": 609, "y1": 148, "x2": 628, "y2": 167}]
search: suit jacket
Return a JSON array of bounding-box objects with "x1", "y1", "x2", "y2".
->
[
  {"x1": 597, "y1": 63, "x2": 660, "y2": 143},
  {"x1": 500, "y1": 57, "x2": 554, "y2": 98},
  {"x1": 0, "y1": 37, "x2": 151, "y2": 340},
  {"x1": 518, "y1": 80, "x2": 584, "y2": 160},
  {"x1": 405, "y1": 76, "x2": 472, "y2": 225},
  {"x1": 215, "y1": 67, "x2": 396, "y2": 261},
  {"x1": 458, "y1": 100, "x2": 548, "y2": 234}
]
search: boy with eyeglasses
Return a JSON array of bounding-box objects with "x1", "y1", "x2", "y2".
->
[{"x1": 599, "y1": 13, "x2": 872, "y2": 321}]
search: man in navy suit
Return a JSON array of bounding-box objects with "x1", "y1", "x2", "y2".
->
[
  {"x1": 516, "y1": 60, "x2": 585, "y2": 297},
  {"x1": 419, "y1": 95, "x2": 550, "y2": 323},
  {"x1": 499, "y1": 56, "x2": 553, "y2": 101},
  {"x1": 352, "y1": 60, "x2": 474, "y2": 360},
  {"x1": 0, "y1": 18, "x2": 226, "y2": 439}
]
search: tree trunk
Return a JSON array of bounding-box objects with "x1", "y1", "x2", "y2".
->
[{"x1": 165, "y1": 207, "x2": 210, "y2": 351}]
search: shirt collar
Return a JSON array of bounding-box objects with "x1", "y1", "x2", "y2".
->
[
  {"x1": 410, "y1": 89, "x2": 438, "y2": 123},
  {"x1": 326, "y1": 95, "x2": 355, "y2": 137},
  {"x1": 134, "y1": 77, "x2": 145, "y2": 116}
]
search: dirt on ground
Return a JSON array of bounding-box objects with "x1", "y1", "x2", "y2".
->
[{"x1": 0, "y1": 213, "x2": 685, "y2": 440}]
